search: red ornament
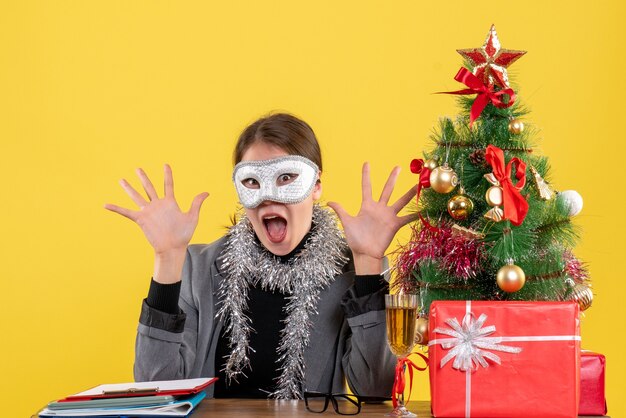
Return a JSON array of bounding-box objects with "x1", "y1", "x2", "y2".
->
[{"x1": 457, "y1": 24, "x2": 526, "y2": 88}]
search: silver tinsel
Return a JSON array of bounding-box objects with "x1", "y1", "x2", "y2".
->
[{"x1": 215, "y1": 205, "x2": 349, "y2": 399}]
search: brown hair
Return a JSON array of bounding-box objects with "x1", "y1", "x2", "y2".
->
[{"x1": 233, "y1": 113, "x2": 322, "y2": 171}]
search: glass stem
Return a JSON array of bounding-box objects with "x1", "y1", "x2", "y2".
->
[{"x1": 398, "y1": 362, "x2": 407, "y2": 409}]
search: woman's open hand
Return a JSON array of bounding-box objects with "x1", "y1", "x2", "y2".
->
[
  {"x1": 104, "y1": 165, "x2": 209, "y2": 283},
  {"x1": 328, "y1": 163, "x2": 416, "y2": 275}
]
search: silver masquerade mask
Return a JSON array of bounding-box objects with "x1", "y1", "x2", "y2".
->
[{"x1": 232, "y1": 155, "x2": 319, "y2": 209}]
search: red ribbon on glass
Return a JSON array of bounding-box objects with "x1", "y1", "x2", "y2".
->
[
  {"x1": 439, "y1": 67, "x2": 517, "y2": 127},
  {"x1": 391, "y1": 352, "x2": 428, "y2": 409},
  {"x1": 485, "y1": 144, "x2": 529, "y2": 226}
]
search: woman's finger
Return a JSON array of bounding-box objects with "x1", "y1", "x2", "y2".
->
[
  {"x1": 136, "y1": 168, "x2": 159, "y2": 201},
  {"x1": 379, "y1": 166, "x2": 401, "y2": 204},
  {"x1": 397, "y1": 212, "x2": 420, "y2": 227},
  {"x1": 327, "y1": 201, "x2": 350, "y2": 225},
  {"x1": 164, "y1": 164, "x2": 175, "y2": 198},
  {"x1": 391, "y1": 184, "x2": 418, "y2": 213},
  {"x1": 361, "y1": 162, "x2": 373, "y2": 202},
  {"x1": 188, "y1": 192, "x2": 210, "y2": 218},
  {"x1": 104, "y1": 203, "x2": 138, "y2": 221},
  {"x1": 119, "y1": 179, "x2": 148, "y2": 207}
]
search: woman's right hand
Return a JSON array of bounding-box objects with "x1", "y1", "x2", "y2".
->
[{"x1": 104, "y1": 164, "x2": 209, "y2": 283}]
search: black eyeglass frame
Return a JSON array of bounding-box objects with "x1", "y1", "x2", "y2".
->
[{"x1": 304, "y1": 391, "x2": 391, "y2": 415}]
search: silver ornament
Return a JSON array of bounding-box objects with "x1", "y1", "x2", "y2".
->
[{"x1": 558, "y1": 190, "x2": 583, "y2": 216}]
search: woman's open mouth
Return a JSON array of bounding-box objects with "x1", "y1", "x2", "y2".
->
[{"x1": 263, "y1": 215, "x2": 288, "y2": 243}]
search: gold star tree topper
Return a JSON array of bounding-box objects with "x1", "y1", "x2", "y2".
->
[{"x1": 457, "y1": 25, "x2": 526, "y2": 88}]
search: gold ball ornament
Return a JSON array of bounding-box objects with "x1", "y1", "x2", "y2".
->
[
  {"x1": 429, "y1": 164, "x2": 458, "y2": 194},
  {"x1": 424, "y1": 159, "x2": 439, "y2": 171},
  {"x1": 496, "y1": 263, "x2": 526, "y2": 293},
  {"x1": 569, "y1": 283, "x2": 593, "y2": 311},
  {"x1": 508, "y1": 119, "x2": 524, "y2": 135},
  {"x1": 414, "y1": 317, "x2": 429, "y2": 345},
  {"x1": 447, "y1": 194, "x2": 474, "y2": 220}
]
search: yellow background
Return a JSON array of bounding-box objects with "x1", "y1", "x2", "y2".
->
[{"x1": 1, "y1": 1, "x2": 624, "y2": 417}]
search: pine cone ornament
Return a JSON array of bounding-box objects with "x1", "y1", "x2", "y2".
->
[{"x1": 469, "y1": 148, "x2": 488, "y2": 167}]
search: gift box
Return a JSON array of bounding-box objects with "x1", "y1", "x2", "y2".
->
[
  {"x1": 428, "y1": 301, "x2": 580, "y2": 418},
  {"x1": 579, "y1": 351, "x2": 607, "y2": 416}
]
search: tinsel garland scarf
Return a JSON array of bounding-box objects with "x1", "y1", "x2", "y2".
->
[{"x1": 215, "y1": 204, "x2": 349, "y2": 399}]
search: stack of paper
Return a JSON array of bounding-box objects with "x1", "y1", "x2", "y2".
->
[{"x1": 38, "y1": 378, "x2": 217, "y2": 418}]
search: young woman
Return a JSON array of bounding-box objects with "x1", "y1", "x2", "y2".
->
[{"x1": 105, "y1": 113, "x2": 417, "y2": 399}]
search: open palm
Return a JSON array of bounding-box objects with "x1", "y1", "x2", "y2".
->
[
  {"x1": 328, "y1": 163, "x2": 416, "y2": 274},
  {"x1": 104, "y1": 164, "x2": 209, "y2": 255}
]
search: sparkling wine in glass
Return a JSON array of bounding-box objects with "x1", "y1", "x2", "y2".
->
[{"x1": 385, "y1": 294, "x2": 418, "y2": 417}]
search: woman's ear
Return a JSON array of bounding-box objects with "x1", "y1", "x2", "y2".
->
[{"x1": 312, "y1": 175, "x2": 322, "y2": 200}]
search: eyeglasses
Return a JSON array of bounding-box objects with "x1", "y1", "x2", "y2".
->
[{"x1": 304, "y1": 391, "x2": 390, "y2": 415}]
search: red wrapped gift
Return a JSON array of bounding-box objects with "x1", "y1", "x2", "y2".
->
[
  {"x1": 579, "y1": 351, "x2": 607, "y2": 416},
  {"x1": 428, "y1": 301, "x2": 581, "y2": 418}
]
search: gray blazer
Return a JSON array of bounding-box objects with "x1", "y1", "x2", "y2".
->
[{"x1": 134, "y1": 237, "x2": 396, "y2": 397}]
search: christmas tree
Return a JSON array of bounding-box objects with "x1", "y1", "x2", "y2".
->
[{"x1": 394, "y1": 25, "x2": 592, "y2": 340}]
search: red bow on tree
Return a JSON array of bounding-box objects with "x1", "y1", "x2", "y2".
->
[
  {"x1": 410, "y1": 159, "x2": 432, "y2": 200},
  {"x1": 440, "y1": 67, "x2": 517, "y2": 127},
  {"x1": 410, "y1": 159, "x2": 440, "y2": 232},
  {"x1": 485, "y1": 145, "x2": 529, "y2": 226}
]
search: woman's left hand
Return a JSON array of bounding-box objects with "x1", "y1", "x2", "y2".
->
[{"x1": 328, "y1": 162, "x2": 417, "y2": 275}]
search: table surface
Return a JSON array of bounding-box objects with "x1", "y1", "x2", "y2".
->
[
  {"x1": 192, "y1": 399, "x2": 609, "y2": 417},
  {"x1": 31, "y1": 399, "x2": 609, "y2": 417},
  {"x1": 195, "y1": 399, "x2": 429, "y2": 417}
]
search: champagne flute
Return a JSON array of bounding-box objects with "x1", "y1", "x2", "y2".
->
[{"x1": 385, "y1": 294, "x2": 418, "y2": 417}]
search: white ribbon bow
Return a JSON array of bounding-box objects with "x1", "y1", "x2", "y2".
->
[{"x1": 433, "y1": 313, "x2": 522, "y2": 371}]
